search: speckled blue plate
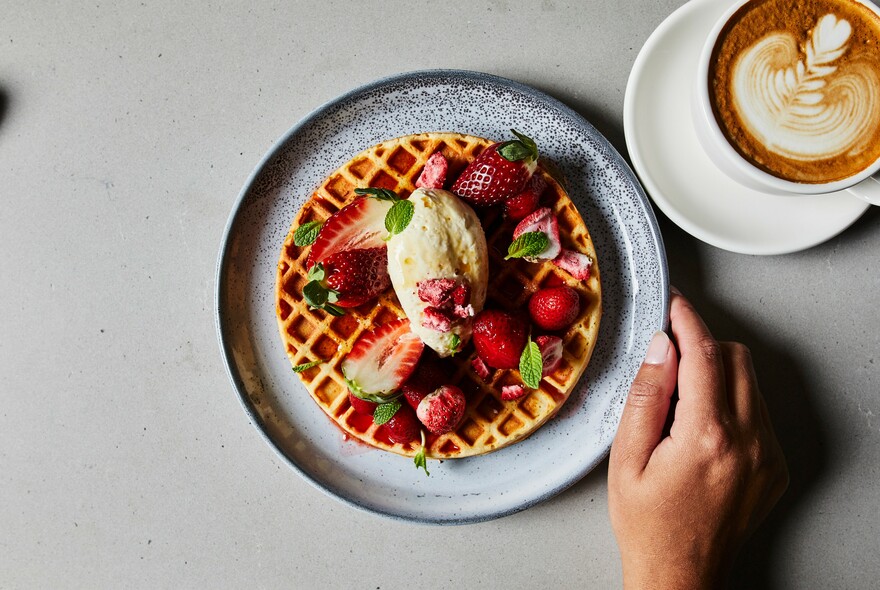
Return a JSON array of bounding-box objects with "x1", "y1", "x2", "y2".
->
[{"x1": 215, "y1": 70, "x2": 668, "y2": 525}]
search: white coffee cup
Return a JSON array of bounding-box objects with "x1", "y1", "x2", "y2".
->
[{"x1": 692, "y1": 0, "x2": 880, "y2": 206}]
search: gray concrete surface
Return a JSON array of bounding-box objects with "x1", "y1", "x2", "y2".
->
[{"x1": 1, "y1": 0, "x2": 878, "y2": 588}]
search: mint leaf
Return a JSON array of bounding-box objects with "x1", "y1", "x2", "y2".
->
[
  {"x1": 505, "y1": 231, "x2": 549, "y2": 260},
  {"x1": 385, "y1": 199, "x2": 414, "y2": 236},
  {"x1": 448, "y1": 333, "x2": 461, "y2": 355},
  {"x1": 307, "y1": 263, "x2": 325, "y2": 282},
  {"x1": 355, "y1": 187, "x2": 399, "y2": 202},
  {"x1": 323, "y1": 303, "x2": 345, "y2": 317},
  {"x1": 519, "y1": 337, "x2": 542, "y2": 389},
  {"x1": 414, "y1": 431, "x2": 430, "y2": 476},
  {"x1": 293, "y1": 220, "x2": 323, "y2": 246},
  {"x1": 302, "y1": 280, "x2": 328, "y2": 307},
  {"x1": 373, "y1": 400, "x2": 402, "y2": 425},
  {"x1": 292, "y1": 359, "x2": 323, "y2": 373}
]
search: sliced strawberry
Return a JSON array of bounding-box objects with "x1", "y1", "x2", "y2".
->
[
  {"x1": 552, "y1": 249, "x2": 593, "y2": 280},
  {"x1": 528, "y1": 285, "x2": 580, "y2": 331},
  {"x1": 401, "y1": 357, "x2": 448, "y2": 410},
  {"x1": 535, "y1": 335, "x2": 563, "y2": 376},
  {"x1": 451, "y1": 130, "x2": 539, "y2": 207},
  {"x1": 383, "y1": 404, "x2": 421, "y2": 444},
  {"x1": 421, "y1": 306, "x2": 453, "y2": 333},
  {"x1": 417, "y1": 278, "x2": 457, "y2": 307},
  {"x1": 341, "y1": 318, "x2": 424, "y2": 401},
  {"x1": 348, "y1": 391, "x2": 378, "y2": 416},
  {"x1": 415, "y1": 152, "x2": 449, "y2": 189},
  {"x1": 471, "y1": 356, "x2": 491, "y2": 380},
  {"x1": 451, "y1": 282, "x2": 470, "y2": 306},
  {"x1": 306, "y1": 196, "x2": 392, "y2": 268},
  {"x1": 323, "y1": 247, "x2": 390, "y2": 307},
  {"x1": 504, "y1": 175, "x2": 546, "y2": 221},
  {"x1": 513, "y1": 207, "x2": 561, "y2": 261},
  {"x1": 472, "y1": 309, "x2": 528, "y2": 370},
  {"x1": 416, "y1": 385, "x2": 466, "y2": 435},
  {"x1": 501, "y1": 384, "x2": 527, "y2": 401}
]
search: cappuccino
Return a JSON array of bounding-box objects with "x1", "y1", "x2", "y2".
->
[{"x1": 709, "y1": 0, "x2": 880, "y2": 184}]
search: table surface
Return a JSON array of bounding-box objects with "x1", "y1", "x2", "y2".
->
[{"x1": 2, "y1": 1, "x2": 878, "y2": 588}]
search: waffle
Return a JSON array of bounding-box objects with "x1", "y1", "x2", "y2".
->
[{"x1": 275, "y1": 132, "x2": 602, "y2": 459}]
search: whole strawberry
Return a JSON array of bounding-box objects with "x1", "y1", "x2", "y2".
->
[
  {"x1": 528, "y1": 286, "x2": 580, "y2": 331},
  {"x1": 323, "y1": 247, "x2": 390, "y2": 307},
  {"x1": 451, "y1": 129, "x2": 538, "y2": 207},
  {"x1": 472, "y1": 309, "x2": 528, "y2": 370},
  {"x1": 383, "y1": 404, "x2": 421, "y2": 444},
  {"x1": 416, "y1": 385, "x2": 467, "y2": 434},
  {"x1": 400, "y1": 357, "x2": 448, "y2": 410}
]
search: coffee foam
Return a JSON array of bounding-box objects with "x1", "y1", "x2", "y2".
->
[{"x1": 710, "y1": 0, "x2": 880, "y2": 183}]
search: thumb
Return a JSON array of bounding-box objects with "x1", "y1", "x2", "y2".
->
[{"x1": 610, "y1": 330, "x2": 678, "y2": 476}]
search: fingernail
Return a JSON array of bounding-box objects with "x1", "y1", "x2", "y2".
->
[
  {"x1": 670, "y1": 285, "x2": 681, "y2": 295},
  {"x1": 644, "y1": 331, "x2": 670, "y2": 365}
]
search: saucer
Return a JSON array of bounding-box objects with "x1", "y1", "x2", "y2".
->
[{"x1": 623, "y1": 0, "x2": 869, "y2": 255}]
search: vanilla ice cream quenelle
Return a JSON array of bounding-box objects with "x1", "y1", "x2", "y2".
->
[{"x1": 386, "y1": 188, "x2": 489, "y2": 357}]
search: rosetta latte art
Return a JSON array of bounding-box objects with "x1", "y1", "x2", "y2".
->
[{"x1": 732, "y1": 13, "x2": 880, "y2": 161}]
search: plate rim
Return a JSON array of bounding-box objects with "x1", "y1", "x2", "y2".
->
[{"x1": 215, "y1": 68, "x2": 669, "y2": 524}]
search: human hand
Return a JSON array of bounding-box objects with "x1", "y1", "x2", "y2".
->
[{"x1": 608, "y1": 292, "x2": 788, "y2": 590}]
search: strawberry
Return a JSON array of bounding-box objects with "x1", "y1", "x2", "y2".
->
[
  {"x1": 401, "y1": 357, "x2": 448, "y2": 410},
  {"x1": 417, "y1": 278, "x2": 458, "y2": 307},
  {"x1": 535, "y1": 335, "x2": 563, "y2": 376},
  {"x1": 513, "y1": 207, "x2": 561, "y2": 261},
  {"x1": 553, "y1": 249, "x2": 592, "y2": 281},
  {"x1": 383, "y1": 404, "x2": 421, "y2": 444},
  {"x1": 451, "y1": 130, "x2": 538, "y2": 207},
  {"x1": 421, "y1": 306, "x2": 453, "y2": 333},
  {"x1": 471, "y1": 356, "x2": 491, "y2": 380},
  {"x1": 501, "y1": 384, "x2": 527, "y2": 401},
  {"x1": 415, "y1": 152, "x2": 449, "y2": 189},
  {"x1": 504, "y1": 175, "x2": 547, "y2": 221},
  {"x1": 348, "y1": 391, "x2": 378, "y2": 416},
  {"x1": 306, "y1": 196, "x2": 392, "y2": 268},
  {"x1": 341, "y1": 318, "x2": 424, "y2": 402},
  {"x1": 416, "y1": 385, "x2": 466, "y2": 434},
  {"x1": 322, "y1": 247, "x2": 390, "y2": 307},
  {"x1": 528, "y1": 286, "x2": 580, "y2": 331},
  {"x1": 472, "y1": 309, "x2": 528, "y2": 370}
]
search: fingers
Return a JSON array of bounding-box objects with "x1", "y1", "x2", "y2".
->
[
  {"x1": 720, "y1": 342, "x2": 759, "y2": 426},
  {"x1": 669, "y1": 292, "x2": 729, "y2": 424},
  {"x1": 611, "y1": 330, "x2": 679, "y2": 476}
]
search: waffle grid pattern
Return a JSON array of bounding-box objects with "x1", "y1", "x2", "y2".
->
[{"x1": 276, "y1": 133, "x2": 601, "y2": 459}]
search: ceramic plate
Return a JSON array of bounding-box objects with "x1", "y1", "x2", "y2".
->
[
  {"x1": 215, "y1": 70, "x2": 668, "y2": 524},
  {"x1": 623, "y1": 0, "x2": 868, "y2": 256}
]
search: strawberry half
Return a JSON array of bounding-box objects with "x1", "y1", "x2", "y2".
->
[
  {"x1": 306, "y1": 196, "x2": 392, "y2": 268},
  {"x1": 535, "y1": 335, "x2": 563, "y2": 376},
  {"x1": 341, "y1": 318, "x2": 425, "y2": 402},
  {"x1": 451, "y1": 129, "x2": 539, "y2": 207},
  {"x1": 472, "y1": 309, "x2": 528, "y2": 370},
  {"x1": 552, "y1": 249, "x2": 593, "y2": 281},
  {"x1": 513, "y1": 207, "x2": 561, "y2": 261}
]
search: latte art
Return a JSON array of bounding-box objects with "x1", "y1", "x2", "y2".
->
[
  {"x1": 709, "y1": 0, "x2": 880, "y2": 183},
  {"x1": 732, "y1": 14, "x2": 880, "y2": 162}
]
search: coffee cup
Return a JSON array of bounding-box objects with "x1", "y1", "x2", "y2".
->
[{"x1": 692, "y1": 0, "x2": 880, "y2": 205}]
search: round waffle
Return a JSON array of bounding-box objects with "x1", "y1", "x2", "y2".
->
[{"x1": 275, "y1": 132, "x2": 601, "y2": 459}]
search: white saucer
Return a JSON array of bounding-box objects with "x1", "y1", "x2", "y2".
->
[{"x1": 623, "y1": 0, "x2": 869, "y2": 255}]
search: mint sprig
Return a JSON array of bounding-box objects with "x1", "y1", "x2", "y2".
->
[
  {"x1": 385, "y1": 200, "x2": 414, "y2": 236},
  {"x1": 414, "y1": 430, "x2": 430, "y2": 476},
  {"x1": 354, "y1": 187, "x2": 399, "y2": 202},
  {"x1": 354, "y1": 187, "x2": 413, "y2": 236},
  {"x1": 292, "y1": 359, "x2": 324, "y2": 373},
  {"x1": 505, "y1": 231, "x2": 549, "y2": 260},
  {"x1": 293, "y1": 220, "x2": 323, "y2": 246},
  {"x1": 302, "y1": 264, "x2": 345, "y2": 316},
  {"x1": 373, "y1": 400, "x2": 402, "y2": 425},
  {"x1": 519, "y1": 336, "x2": 542, "y2": 389}
]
